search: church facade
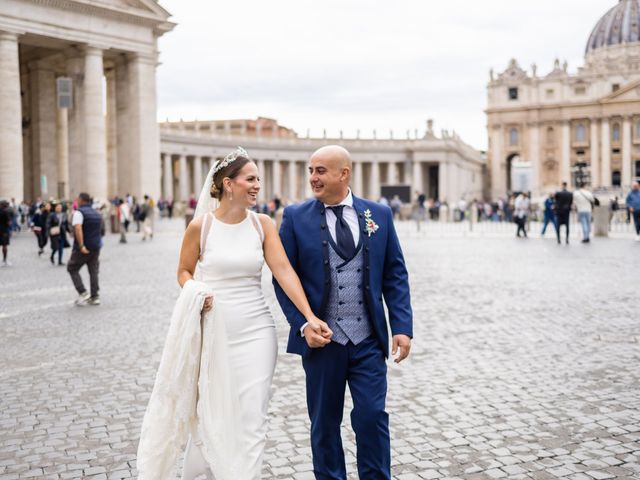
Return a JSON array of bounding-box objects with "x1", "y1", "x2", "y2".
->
[{"x1": 487, "y1": 0, "x2": 640, "y2": 199}]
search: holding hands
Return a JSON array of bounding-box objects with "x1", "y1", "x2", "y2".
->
[
  {"x1": 303, "y1": 316, "x2": 333, "y2": 348},
  {"x1": 202, "y1": 295, "x2": 214, "y2": 312}
]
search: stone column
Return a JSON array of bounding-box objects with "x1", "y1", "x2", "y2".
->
[
  {"x1": 388, "y1": 162, "x2": 399, "y2": 185},
  {"x1": 56, "y1": 104, "x2": 69, "y2": 199},
  {"x1": 257, "y1": 159, "x2": 266, "y2": 202},
  {"x1": 438, "y1": 162, "x2": 449, "y2": 203},
  {"x1": 162, "y1": 153, "x2": 172, "y2": 200},
  {"x1": 528, "y1": 123, "x2": 540, "y2": 195},
  {"x1": 178, "y1": 155, "x2": 188, "y2": 201},
  {"x1": 105, "y1": 68, "x2": 118, "y2": 197},
  {"x1": 0, "y1": 32, "x2": 24, "y2": 200},
  {"x1": 490, "y1": 125, "x2": 503, "y2": 199},
  {"x1": 288, "y1": 160, "x2": 297, "y2": 201},
  {"x1": 622, "y1": 116, "x2": 632, "y2": 188},
  {"x1": 29, "y1": 61, "x2": 57, "y2": 198},
  {"x1": 352, "y1": 161, "x2": 363, "y2": 197},
  {"x1": 126, "y1": 53, "x2": 161, "y2": 199},
  {"x1": 590, "y1": 118, "x2": 600, "y2": 188},
  {"x1": 83, "y1": 46, "x2": 108, "y2": 200},
  {"x1": 412, "y1": 160, "x2": 423, "y2": 194},
  {"x1": 560, "y1": 120, "x2": 571, "y2": 185},
  {"x1": 272, "y1": 160, "x2": 282, "y2": 199},
  {"x1": 601, "y1": 118, "x2": 611, "y2": 187},
  {"x1": 370, "y1": 161, "x2": 380, "y2": 200},
  {"x1": 193, "y1": 156, "x2": 203, "y2": 195},
  {"x1": 115, "y1": 55, "x2": 131, "y2": 196}
]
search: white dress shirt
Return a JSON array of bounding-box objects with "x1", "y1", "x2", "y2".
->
[
  {"x1": 301, "y1": 190, "x2": 360, "y2": 336},
  {"x1": 324, "y1": 189, "x2": 360, "y2": 246}
]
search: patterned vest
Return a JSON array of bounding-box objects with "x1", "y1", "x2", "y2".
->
[{"x1": 325, "y1": 241, "x2": 372, "y2": 346}]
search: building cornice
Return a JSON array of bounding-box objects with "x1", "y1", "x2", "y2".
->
[{"x1": 23, "y1": 0, "x2": 176, "y2": 34}]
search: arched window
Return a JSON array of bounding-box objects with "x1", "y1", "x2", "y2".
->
[
  {"x1": 612, "y1": 123, "x2": 621, "y2": 142},
  {"x1": 546, "y1": 127, "x2": 555, "y2": 145},
  {"x1": 575, "y1": 124, "x2": 586, "y2": 142},
  {"x1": 509, "y1": 128, "x2": 518, "y2": 146}
]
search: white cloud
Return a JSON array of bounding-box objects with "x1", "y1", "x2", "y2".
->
[{"x1": 157, "y1": 0, "x2": 615, "y2": 149}]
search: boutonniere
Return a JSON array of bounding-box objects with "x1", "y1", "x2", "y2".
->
[{"x1": 363, "y1": 209, "x2": 379, "y2": 237}]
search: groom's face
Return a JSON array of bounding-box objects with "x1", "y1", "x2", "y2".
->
[{"x1": 309, "y1": 153, "x2": 349, "y2": 204}]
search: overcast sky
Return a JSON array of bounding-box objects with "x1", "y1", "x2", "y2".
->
[{"x1": 156, "y1": 0, "x2": 615, "y2": 150}]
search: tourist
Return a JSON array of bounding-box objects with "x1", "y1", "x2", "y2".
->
[
  {"x1": 541, "y1": 193, "x2": 557, "y2": 237},
  {"x1": 514, "y1": 192, "x2": 529, "y2": 238},
  {"x1": 67, "y1": 193, "x2": 104, "y2": 306},
  {"x1": 626, "y1": 181, "x2": 640, "y2": 241},
  {"x1": 166, "y1": 197, "x2": 174, "y2": 218},
  {"x1": 119, "y1": 199, "x2": 131, "y2": 243},
  {"x1": 554, "y1": 182, "x2": 573, "y2": 244},
  {"x1": 141, "y1": 194, "x2": 154, "y2": 241},
  {"x1": 46, "y1": 203, "x2": 70, "y2": 265},
  {"x1": 32, "y1": 201, "x2": 51, "y2": 256},
  {"x1": 391, "y1": 195, "x2": 402, "y2": 219},
  {"x1": 574, "y1": 183, "x2": 596, "y2": 243},
  {"x1": 0, "y1": 200, "x2": 13, "y2": 266}
]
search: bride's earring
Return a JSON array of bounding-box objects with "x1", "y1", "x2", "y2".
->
[{"x1": 228, "y1": 189, "x2": 233, "y2": 201}]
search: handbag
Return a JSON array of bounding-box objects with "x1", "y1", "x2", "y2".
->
[{"x1": 50, "y1": 226, "x2": 61, "y2": 236}]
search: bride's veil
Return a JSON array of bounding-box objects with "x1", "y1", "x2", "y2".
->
[{"x1": 193, "y1": 161, "x2": 220, "y2": 219}]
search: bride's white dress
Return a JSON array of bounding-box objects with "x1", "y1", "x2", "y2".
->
[{"x1": 183, "y1": 211, "x2": 278, "y2": 479}]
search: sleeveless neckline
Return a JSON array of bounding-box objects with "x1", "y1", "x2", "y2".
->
[{"x1": 212, "y1": 212, "x2": 249, "y2": 226}]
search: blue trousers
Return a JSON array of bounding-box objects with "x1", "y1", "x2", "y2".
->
[
  {"x1": 302, "y1": 336, "x2": 390, "y2": 480},
  {"x1": 541, "y1": 212, "x2": 557, "y2": 235}
]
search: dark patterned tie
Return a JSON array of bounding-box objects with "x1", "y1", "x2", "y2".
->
[{"x1": 328, "y1": 205, "x2": 356, "y2": 259}]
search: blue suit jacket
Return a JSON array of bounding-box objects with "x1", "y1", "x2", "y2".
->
[{"x1": 274, "y1": 195, "x2": 413, "y2": 358}]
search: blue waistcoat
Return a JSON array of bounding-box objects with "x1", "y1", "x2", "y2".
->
[{"x1": 75, "y1": 205, "x2": 102, "y2": 252}]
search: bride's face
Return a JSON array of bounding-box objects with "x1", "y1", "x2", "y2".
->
[{"x1": 227, "y1": 161, "x2": 261, "y2": 207}]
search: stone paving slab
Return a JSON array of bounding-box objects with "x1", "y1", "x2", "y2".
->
[{"x1": 1, "y1": 220, "x2": 639, "y2": 479}]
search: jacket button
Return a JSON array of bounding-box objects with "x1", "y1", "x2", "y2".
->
[
  {"x1": 321, "y1": 224, "x2": 326, "y2": 229},
  {"x1": 359, "y1": 301, "x2": 363, "y2": 305},
  {"x1": 324, "y1": 260, "x2": 329, "y2": 265},
  {"x1": 321, "y1": 209, "x2": 325, "y2": 215},
  {"x1": 322, "y1": 240, "x2": 328, "y2": 246},
  {"x1": 363, "y1": 229, "x2": 367, "y2": 233},
  {"x1": 365, "y1": 286, "x2": 370, "y2": 290},
  {"x1": 359, "y1": 213, "x2": 363, "y2": 218},
  {"x1": 365, "y1": 247, "x2": 369, "y2": 252},
  {"x1": 366, "y1": 266, "x2": 370, "y2": 270},
  {"x1": 357, "y1": 317, "x2": 361, "y2": 321},
  {"x1": 357, "y1": 268, "x2": 361, "y2": 272}
]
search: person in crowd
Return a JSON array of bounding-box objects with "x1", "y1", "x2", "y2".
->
[
  {"x1": 390, "y1": 195, "x2": 402, "y2": 219},
  {"x1": 0, "y1": 200, "x2": 13, "y2": 266},
  {"x1": 626, "y1": 181, "x2": 640, "y2": 241},
  {"x1": 119, "y1": 199, "x2": 131, "y2": 243},
  {"x1": 132, "y1": 197, "x2": 142, "y2": 233},
  {"x1": 9, "y1": 198, "x2": 20, "y2": 232},
  {"x1": 457, "y1": 198, "x2": 467, "y2": 222},
  {"x1": 514, "y1": 192, "x2": 530, "y2": 238},
  {"x1": 46, "y1": 203, "x2": 70, "y2": 265},
  {"x1": 67, "y1": 193, "x2": 104, "y2": 306},
  {"x1": 167, "y1": 197, "x2": 174, "y2": 218},
  {"x1": 574, "y1": 183, "x2": 596, "y2": 243},
  {"x1": 32, "y1": 201, "x2": 51, "y2": 256},
  {"x1": 554, "y1": 182, "x2": 573, "y2": 245},
  {"x1": 541, "y1": 192, "x2": 557, "y2": 237},
  {"x1": 188, "y1": 193, "x2": 197, "y2": 210},
  {"x1": 141, "y1": 194, "x2": 154, "y2": 241}
]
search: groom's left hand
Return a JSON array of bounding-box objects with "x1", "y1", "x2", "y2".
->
[{"x1": 392, "y1": 334, "x2": 411, "y2": 363}]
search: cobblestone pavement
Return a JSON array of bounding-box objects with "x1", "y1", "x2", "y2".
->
[{"x1": 1, "y1": 219, "x2": 639, "y2": 480}]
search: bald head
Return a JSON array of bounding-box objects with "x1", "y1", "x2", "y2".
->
[{"x1": 308, "y1": 145, "x2": 353, "y2": 204}]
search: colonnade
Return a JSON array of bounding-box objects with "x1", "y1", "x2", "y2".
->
[
  {"x1": 158, "y1": 151, "x2": 440, "y2": 203},
  {"x1": 0, "y1": 31, "x2": 160, "y2": 202}
]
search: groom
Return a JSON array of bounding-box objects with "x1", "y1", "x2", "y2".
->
[{"x1": 274, "y1": 145, "x2": 413, "y2": 479}]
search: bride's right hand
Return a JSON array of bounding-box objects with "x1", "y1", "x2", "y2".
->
[
  {"x1": 202, "y1": 295, "x2": 213, "y2": 312},
  {"x1": 303, "y1": 317, "x2": 333, "y2": 348}
]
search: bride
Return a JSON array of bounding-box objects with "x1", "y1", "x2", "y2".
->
[{"x1": 137, "y1": 147, "x2": 332, "y2": 479}]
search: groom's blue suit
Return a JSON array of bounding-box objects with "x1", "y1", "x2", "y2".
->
[{"x1": 274, "y1": 194, "x2": 412, "y2": 479}]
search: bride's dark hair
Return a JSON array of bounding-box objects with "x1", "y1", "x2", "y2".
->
[{"x1": 210, "y1": 155, "x2": 252, "y2": 200}]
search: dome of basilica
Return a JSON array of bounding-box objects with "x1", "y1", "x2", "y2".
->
[{"x1": 586, "y1": 0, "x2": 640, "y2": 53}]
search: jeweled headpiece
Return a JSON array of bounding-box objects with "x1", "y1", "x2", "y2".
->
[{"x1": 213, "y1": 146, "x2": 250, "y2": 175}]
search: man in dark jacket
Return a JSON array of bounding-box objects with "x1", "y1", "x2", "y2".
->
[
  {"x1": 67, "y1": 193, "x2": 104, "y2": 306},
  {"x1": 554, "y1": 182, "x2": 573, "y2": 245}
]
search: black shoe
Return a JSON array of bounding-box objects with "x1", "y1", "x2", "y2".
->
[
  {"x1": 58, "y1": 261, "x2": 65, "y2": 266},
  {"x1": 581, "y1": 238, "x2": 590, "y2": 243},
  {"x1": 50, "y1": 256, "x2": 54, "y2": 264},
  {"x1": 38, "y1": 249, "x2": 43, "y2": 256}
]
